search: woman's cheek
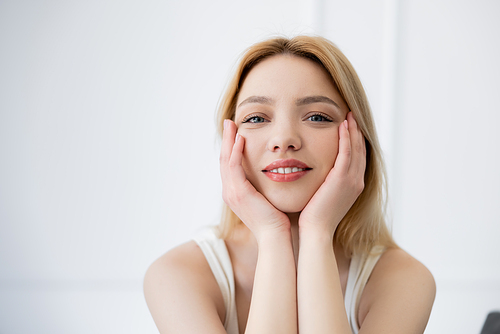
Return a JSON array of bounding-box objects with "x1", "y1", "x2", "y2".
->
[
  {"x1": 326, "y1": 129, "x2": 340, "y2": 167},
  {"x1": 310, "y1": 129, "x2": 339, "y2": 168},
  {"x1": 241, "y1": 135, "x2": 264, "y2": 189}
]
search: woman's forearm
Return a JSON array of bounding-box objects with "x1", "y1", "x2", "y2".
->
[
  {"x1": 245, "y1": 228, "x2": 297, "y2": 334},
  {"x1": 297, "y1": 228, "x2": 351, "y2": 334}
]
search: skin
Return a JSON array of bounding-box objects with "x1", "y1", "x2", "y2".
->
[
  {"x1": 234, "y1": 54, "x2": 348, "y2": 215},
  {"x1": 144, "y1": 55, "x2": 436, "y2": 334}
]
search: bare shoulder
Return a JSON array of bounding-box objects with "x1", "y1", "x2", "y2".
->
[
  {"x1": 144, "y1": 241, "x2": 226, "y2": 334},
  {"x1": 370, "y1": 248, "x2": 435, "y2": 288},
  {"x1": 358, "y1": 248, "x2": 436, "y2": 333}
]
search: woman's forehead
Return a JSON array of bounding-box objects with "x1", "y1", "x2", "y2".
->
[{"x1": 236, "y1": 55, "x2": 346, "y2": 112}]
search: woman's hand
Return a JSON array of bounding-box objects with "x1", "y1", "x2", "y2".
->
[
  {"x1": 299, "y1": 112, "x2": 366, "y2": 238},
  {"x1": 220, "y1": 119, "x2": 291, "y2": 242}
]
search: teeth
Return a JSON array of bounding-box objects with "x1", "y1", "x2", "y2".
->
[{"x1": 269, "y1": 167, "x2": 305, "y2": 174}]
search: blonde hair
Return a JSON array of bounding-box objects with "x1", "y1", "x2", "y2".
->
[{"x1": 216, "y1": 35, "x2": 397, "y2": 256}]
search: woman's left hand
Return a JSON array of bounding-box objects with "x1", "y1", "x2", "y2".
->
[{"x1": 299, "y1": 112, "x2": 367, "y2": 238}]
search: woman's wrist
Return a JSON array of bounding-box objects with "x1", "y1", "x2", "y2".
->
[
  {"x1": 254, "y1": 224, "x2": 292, "y2": 247},
  {"x1": 298, "y1": 223, "x2": 336, "y2": 245}
]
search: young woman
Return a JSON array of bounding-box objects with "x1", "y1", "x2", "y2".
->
[{"x1": 144, "y1": 36, "x2": 436, "y2": 334}]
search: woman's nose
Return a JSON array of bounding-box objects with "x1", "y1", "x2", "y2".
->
[{"x1": 267, "y1": 122, "x2": 302, "y2": 152}]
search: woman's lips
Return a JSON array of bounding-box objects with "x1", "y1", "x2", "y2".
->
[{"x1": 262, "y1": 159, "x2": 312, "y2": 182}]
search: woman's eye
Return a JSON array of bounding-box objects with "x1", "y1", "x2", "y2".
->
[
  {"x1": 243, "y1": 116, "x2": 266, "y2": 123},
  {"x1": 307, "y1": 114, "x2": 332, "y2": 122}
]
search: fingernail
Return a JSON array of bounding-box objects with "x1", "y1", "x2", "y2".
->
[
  {"x1": 223, "y1": 119, "x2": 229, "y2": 130},
  {"x1": 344, "y1": 120, "x2": 348, "y2": 129},
  {"x1": 235, "y1": 133, "x2": 240, "y2": 142}
]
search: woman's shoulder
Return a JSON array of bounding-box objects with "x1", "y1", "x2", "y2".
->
[
  {"x1": 371, "y1": 247, "x2": 434, "y2": 278},
  {"x1": 143, "y1": 241, "x2": 226, "y2": 333},
  {"x1": 358, "y1": 247, "x2": 436, "y2": 330},
  {"x1": 145, "y1": 240, "x2": 211, "y2": 279}
]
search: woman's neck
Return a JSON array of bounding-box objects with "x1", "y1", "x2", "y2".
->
[
  {"x1": 286, "y1": 212, "x2": 300, "y2": 266},
  {"x1": 287, "y1": 212, "x2": 300, "y2": 226}
]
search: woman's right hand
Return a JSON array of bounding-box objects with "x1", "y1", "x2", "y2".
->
[{"x1": 220, "y1": 119, "x2": 291, "y2": 242}]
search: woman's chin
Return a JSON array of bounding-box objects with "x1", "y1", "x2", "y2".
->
[
  {"x1": 269, "y1": 198, "x2": 309, "y2": 214},
  {"x1": 253, "y1": 181, "x2": 317, "y2": 214}
]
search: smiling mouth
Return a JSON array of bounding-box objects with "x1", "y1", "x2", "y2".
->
[
  {"x1": 263, "y1": 167, "x2": 311, "y2": 174},
  {"x1": 261, "y1": 159, "x2": 312, "y2": 182}
]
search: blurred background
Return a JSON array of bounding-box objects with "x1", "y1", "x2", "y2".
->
[{"x1": 1, "y1": 0, "x2": 499, "y2": 333}]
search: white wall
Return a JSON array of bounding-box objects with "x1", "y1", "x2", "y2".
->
[
  {"x1": 0, "y1": 0, "x2": 498, "y2": 333},
  {"x1": 394, "y1": 1, "x2": 500, "y2": 332}
]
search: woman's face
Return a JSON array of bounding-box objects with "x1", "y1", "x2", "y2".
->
[{"x1": 234, "y1": 55, "x2": 350, "y2": 213}]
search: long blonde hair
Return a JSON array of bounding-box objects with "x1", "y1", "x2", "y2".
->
[{"x1": 216, "y1": 35, "x2": 397, "y2": 256}]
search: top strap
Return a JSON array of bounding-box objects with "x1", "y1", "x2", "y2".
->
[
  {"x1": 193, "y1": 227, "x2": 239, "y2": 334},
  {"x1": 344, "y1": 245, "x2": 386, "y2": 333}
]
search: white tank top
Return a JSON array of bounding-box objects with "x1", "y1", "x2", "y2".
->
[{"x1": 193, "y1": 227, "x2": 384, "y2": 334}]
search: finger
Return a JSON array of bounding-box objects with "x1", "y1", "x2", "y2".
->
[
  {"x1": 347, "y1": 113, "x2": 367, "y2": 177},
  {"x1": 228, "y1": 133, "x2": 247, "y2": 182},
  {"x1": 347, "y1": 113, "x2": 363, "y2": 154},
  {"x1": 220, "y1": 119, "x2": 237, "y2": 176},
  {"x1": 334, "y1": 118, "x2": 352, "y2": 174}
]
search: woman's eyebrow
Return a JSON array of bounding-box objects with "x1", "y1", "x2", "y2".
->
[
  {"x1": 296, "y1": 95, "x2": 341, "y2": 110},
  {"x1": 237, "y1": 95, "x2": 341, "y2": 110},
  {"x1": 237, "y1": 96, "x2": 274, "y2": 108}
]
